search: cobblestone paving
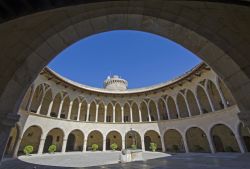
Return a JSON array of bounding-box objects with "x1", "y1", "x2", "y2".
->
[{"x1": 0, "y1": 152, "x2": 249, "y2": 169}]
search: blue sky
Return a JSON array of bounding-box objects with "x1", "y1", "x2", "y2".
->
[{"x1": 48, "y1": 30, "x2": 201, "y2": 89}]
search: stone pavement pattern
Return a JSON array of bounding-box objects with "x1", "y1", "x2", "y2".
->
[{"x1": 1, "y1": 152, "x2": 250, "y2": 169}]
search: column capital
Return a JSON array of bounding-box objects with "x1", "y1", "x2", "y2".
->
[{"x1": 0, "y1": 113, "x2": 20, "y2": 127}]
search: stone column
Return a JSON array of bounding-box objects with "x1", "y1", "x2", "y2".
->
[
  {"x1": 104, "y1": 105, "x2": 107, "y2": 123},
  {"x1": 36, "y1": 93, "x2": 45, "y2": 114},
  {"x1": 175, "y1": 99, "x2": 181, "y2": 118},
  {"x1": 122, "y1": 139, "x2": 125, "y2": 149},
  {"x1": 12, "y1": 137, "x2": 21, "y2": 158},
  {"x1": 67, "y1": 101, "x2": 73, "y2": 120},
  {"x1": 57, "y1": 99, "x2": 64, "y2": 119},
  {"x1": 77, "y1": 102, "x2": 82, "y2": 121},
  {"x1": 182, "y1": 135, "x2": 189, "y2": 153},
  {"x1": 130, "y1": 106, "x2": 133, "y2": 123},
  {"x1": 165, "y1": 101, "x2": 170, "y2": 120},
  {"x1": 160, "y1": 136, "x2": 166, "y2": 152},
  {"x1": 86, "y1": 103, "x2": 90, "y2": 122},
  {"x1": 138, "y1": 108, "x2": 142, "y2": 122},
  {"x1": 103, "y1": 139, "x2": 106, "y2": 151},
  {"x1": 38, "y1": 138, "x2": 45, "y2": 154},
  {"x1": 61, "y1": 138, "x2": 67, "y2": 153},
  {"x1": 113, "y1": 106, "x2": 115, "y2": 123},
  {"x1": 121, "y1": 106, "x2": 124, "y2": 123},
  {"x1": 95, "y1": 104, "x2": 99, "y2": 122},
  {"x1": 207, "y1": 134, "x2": 215, "y2": 153},
  {"x1": 46, "y1": 100, "x2": 54, "y2": 116},
  {"x1": 141, "y1": 139, "x2": 145, "y2": 152},
  {"x1": 146, "y1": 105, "x2": 152, "y2": 122},
  {"x1": 27, "y1": 88, "x2": 36, "y2": 112},
  {"x1": 194, "y1": 92, "x2": 203, "y2": 114},
  {"x1": 155, "y1": 104, "x2": 160, "y2": 121},
  {"x1": 235, "y1": 133, "x2": 246, "y2": 153},
  {"x1": 204, "y1": 89, "x2": 215, "y2": 112},
  {"x1": 184, "y1": 97, "x2": 192, "y2": 117},
  {"x1": 83, "y1": 139, "x2": 87, "y2": 151},
  {"x1": 0, "y1": 113, "x2": 19, "y2": 161}
]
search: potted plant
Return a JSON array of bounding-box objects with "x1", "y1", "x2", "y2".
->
[
  {"x1": 92, "y1": 144, "x2": 98, "y2": 151},
  {"x1": 48, "y1": 144, "x2": 57, "y2": 153},
  {"x1": 131, "y1": 144, "x2": 137, "y2": 150},
  {"x1": 110, "y1": 143, "x2": 118, "y2": 151},
  {"x1": 23, "y1": 145, "x2": 33, "y2": 155},
  {"x1": 149, "y1": 142, "x2": 157, "y2": 152}
]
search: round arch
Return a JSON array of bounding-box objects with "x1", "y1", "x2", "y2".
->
[
  {"x1": 43, "y1": 128, "x2": 64, "y2": 153},
  {"x1": 106, "y1": 131, "x2": 122, "y2": 151},
  {"x1": 66, "y1": 129, "x2": 84, "y2": 152},
  {"x1": 144, "y1": 130, "x2": 162, "y2": 152},
  {"x1": 164, "y1": 129, "x2": 185, "y2": 153},
  {"x1": 125, "y1": 130, "x2": 142, "y2": 149},
  {"x1": 87, "y1": 130, "x2": 103, "y2": 151}
]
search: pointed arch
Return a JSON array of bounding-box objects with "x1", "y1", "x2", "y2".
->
[
  {"x1": 30, "y1": 84, "x2": 44, "y2": 113},
  {"x1": 207, "y1": 80, "x2": 224, "y2": 111},
  {"x1": 186, "y1": 90, "x2": 200, "y2": 116},
  {"x1": 115, "y1": 103, "x2": 122, "y2": 122},
  {"x1": 148, "y1": 100, "x2": 158, "y2": 121},
  {"x1": 70, "y1": 98, "x2": 79, "y2": 120},
  {"x1": 218, "y1": 78, "x2": 236, "y2": 106},
  {"x1": 132, "y1": 103, "x2": 140, "y2": 122},
  {"x1": 106, "y1": 103, "x2": 113, "y2": 123},
  {"x1": 177, "y1": 93, "x2": 189, "y2": 118},
  {"x1": 124, "y1": 103, "x2": 130, "y2": 122},
  {"x1": 98, "y1": 102, "x2": 105, "y2": 122},
  {"x1": 89, "y1": 101, "x2": 96, "y2": 122},
  {"x1": 140, "y1": 101, "x2": 149, "y2": 122},
  {"x1": 61, "y1": 96, "x2": 70, "y2": 119},
  {"x1": 158, "y1": 98, "x2": 168, "y2": 120},
  {"x1": 196, "y1": 85, "x2": 212, "y2": 113},
  {"x1": 167, "y1": 97, "x2": 178, "y2": 119},
  {"x1": 50, "y1": 93, "x2": 62, "y2": 117},
  {"x1": 40, "y1": 89, "x2": 52, "y2": 115},
  {"x1": 79, "y1": 100, "x2": 87, "y2": 121}
]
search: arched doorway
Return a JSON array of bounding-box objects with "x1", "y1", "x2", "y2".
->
[
  {"x1": 66, "y1": 130, "x2": 84, "y2": 152},
  {"x1": 106, "y1": 131, "x2": 122, "y2": 150},
  {"x1": 4, "y1": 125, "x2": 20, "y2": 157},
  {"x1": 211, "y1": 124, "x2": 240, "y2": 152},
  {"x1": 164, "y1": 129, "x2": 185, "y2": 153},
  {"x1": 144, "y1": 130, "x2": 162, "y2": 152},
  {"x1": 239, "y1": 123, "x2": 250, "y2": 152},
  {"x1": 125, "y1": 130, "x2": 141, "y2": 149},
  {"x1": 19, "y1": 126, "x2": 42, "y2": 155},
  {"x1": 44, "y1": 128, "x2": 64, "y2": 152},
  {"x1": 186, "y1": 127, "x2": 210, "y2": 153},
  {"x1": 87, "y1": 130, "x2": 103, "y2": 151}
]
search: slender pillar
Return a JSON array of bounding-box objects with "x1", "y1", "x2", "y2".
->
[
  {"x1": 113, "y1": 106, "x2": 115, "y2": 123},
  {"x1": 46, "y1": 100, "x2": 54, "y2": 116},
  {"x1": 141, "y1": 139, "x2": 145, "y2": 152},
  {"x1": 38, "y1": 138, "x2": 45, "y2": 154},
  {"x1": 57, "y1": 99, "x2": 64, "y2": 118},
  {"x1": 204, "y1": 89, "x2": 215, "y2": 112},
  {"x1": 12, "y1": 137, "x2": 21, "y2": 158},
  {"x1": 61, "y1": 138, "x2": 67, "y2": 153},
  {"x1": 104, "y1": 105, "x2": 107, "y2": 123},
  {"x1": 182, "y1": 135, "x2": 189, "y2": 153},
  {"x1": 27, "y1": 88, "x2": 36, "y2": 112},
  {"x1": 165, "y1": 100, "x2": 170, "y2": 120},
  {"x1": 207, "y1": 134, "x2": 215, "y2": 153},
  {"x1": 95, "y1": 104, "x2": 99, "y2": 122},
  {"x1": 146, "y1": 105, "x2": 152, "y2": 122},
  {"x1": 155, "y1": 104, "x2": 160, "y2": 121},
  {"x1": 235, "y1": 134, "x2": 246, "y2": 153},
  {"x1": 130, "y1": 106, "x2": 133, "y2": 123},
  {"x1": 67, "y1": 101, "x2": 73, "y2": 120},
  {"x1": 36, "y1": 93, "x2": 46, "y2": 114},
  {"x1": 77, "y1": 102, "x2": 82, "y2": 121},
  {"x1": 194, "y1": 92, "x2": 203, "y2": 114},
  {"x1": 103, "y1": 139, "x2": 106, "y2": 151},
  {"x1": 160, "y1": 136, "x2": 166, "y2": 152},
  {"x1": 175, "y1": 99, "x2": 181, "y2": 118},
  {"x1": 138, "y1": 108, "x2": 142, "y2": 122},
  {"x1": 86, "y1": 103, "x2": 90, "y2": 122},
  {"x1": 121, "y1": 106, "x2": 124, "y2": 123},
  {"x1": 83, "y1": 139, "x2": 87, "y2": 151},
  {"x1": 215, "y1": 82, "x2": 227, "y2": 108}
]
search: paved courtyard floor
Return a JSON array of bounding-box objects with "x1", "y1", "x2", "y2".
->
[{"x1": 0, "y1": 152, "x2": 250, "y2": 169}]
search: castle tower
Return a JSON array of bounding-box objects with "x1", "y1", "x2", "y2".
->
[{"x1": 104, "y1": 75, "x2": 128, "y2": 91}]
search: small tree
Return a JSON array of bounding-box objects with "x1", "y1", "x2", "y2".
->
[
  {"x1": 48, "y1": 144, "x2": 57, "y2": 153},
  {"x1": 23, "y1": 145, "x2": 33, "y2": 155},
  {"x1": 92, "y1": 144, "x2": 98, "y2": 151},
  {"x1": 131, "y1": 144, "x2": 137, "y2": 150},
  {"x1": 110, "y1": 143, "x2": 118, "y2": 151},
  {"x1": 149, "y1": 142, "x2": 157, "y2": 152}
]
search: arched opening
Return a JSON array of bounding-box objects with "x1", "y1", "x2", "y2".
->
[
  {"x1": 106, "y1": 131, "x2": 122, "y2": 151},
  {"x1": 5, "y1": 125, "x2": 20, "y2": 157},
  {"x1": 196, "y1": 86, "x2": 212, "y2": 114},
  {"x1": 40, "y1": 89, "x2": 52, "y2": 115},
  {"x1": 211, "y1": 124, "x2": 240, "y2": 152},
  {"x1": 43, "y1": 128, "x2": 64, "y2": 153},
  {"x1": 207, "y1": 80, "x2": 224, "y2": 111},
  {"x1": 60, "y1": 96, "x2": 70, "y2": 119},
  {"x1": 106, "y1": 103, "x2": 113, "y2": 123},
  {"x1": 124, "y1": 103, "x2": 130, "y2": 122},
  {"x1": 70, "y1": 98, "x2": 79, "y2": 120},
  {"x1": 164, "y1": 129, "x2": 185, "y2": 153},
  {"x1": 176, "y1": 94, "x2": 189, "y2": 118},
  {"x1": 140, "y1": 102, "x2": 149, "y2": 122},
  {"x1": 115, "y1": 103, "x2": 122, "y2": 123},
  {"x1": 79, "y1": 100, "x2": 87, "y2": 121},
  {"x1": 144, "y1": 130, "x2": 162, "y2": 152},
  {"x1": 87, "y1": 130, "x2": 103, "y2": 151},
  {"x1": 66, "y1": 130, "x2": 84, "y2": 152},
  {"x1": 132, "y1": 103, "x2": 140, "y2": 122},
  {"x1": 50, "y1": 93, "x2": 62, "y2": 118},
  {"x1": 167, "y1": 97, "x2": 178, "y2": 119},
  {"x1": 148, "y1": 100, "x2": 158, "y2": 121},
  {"x1": 125, "y1": 130, "x2": 141, "y2": 149},
  {"x1": 19, "y1": 86, "x2": 33, "y2": 111},
  {"x1": 98, "y1": 103, "x2": 105, "y2": 122},
  {"x1": 30, "y1": 84, "x2": 44, "y2": 113},
  {"x1": 89, "y1": 102, "x2": 96, "y2": 122},
  {"x1": 158, "y1": 98, "x2": 168, "y2": 120},
  {"x1": 218, "y1": 79, "x2": 236, "y2": 107},
  {"x1": 239, "y1": 123, "x2": 250, "y2": 152},
  {"x1": 186, "y1": 90, "x2": 200, "y2": 116},
  {"x1": 186, "y1": 127, "x2": 210, "y2": 153},
  {"x1": 19, "y1": 126, "x2": 42, "y2": 155}
]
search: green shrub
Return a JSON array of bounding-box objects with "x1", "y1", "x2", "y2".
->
[
  {"x1": 48, "y1": 144, "x2": 57, "y2": 153},
  {"x1": 23, "y1": 145, "x2": 33, "y2": 155},
  {"x1": 110, "y1": 143, "x2": 118, "y2": 150},
  {"x1": 131, "y1": 144, "x2": 137, "y2": 150},
  {"x1": 224, "y1": 146, "x2": 234, "y2": 152},
  {"x1": 149, "y1": 142, "x2": 157, "y2": 152},
  {"x1": 172, "y1": 145, "x2": 179, "y2": 152},
  {"x1": 92, "y1": 144, "x2": 98, "y2": 151}
]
